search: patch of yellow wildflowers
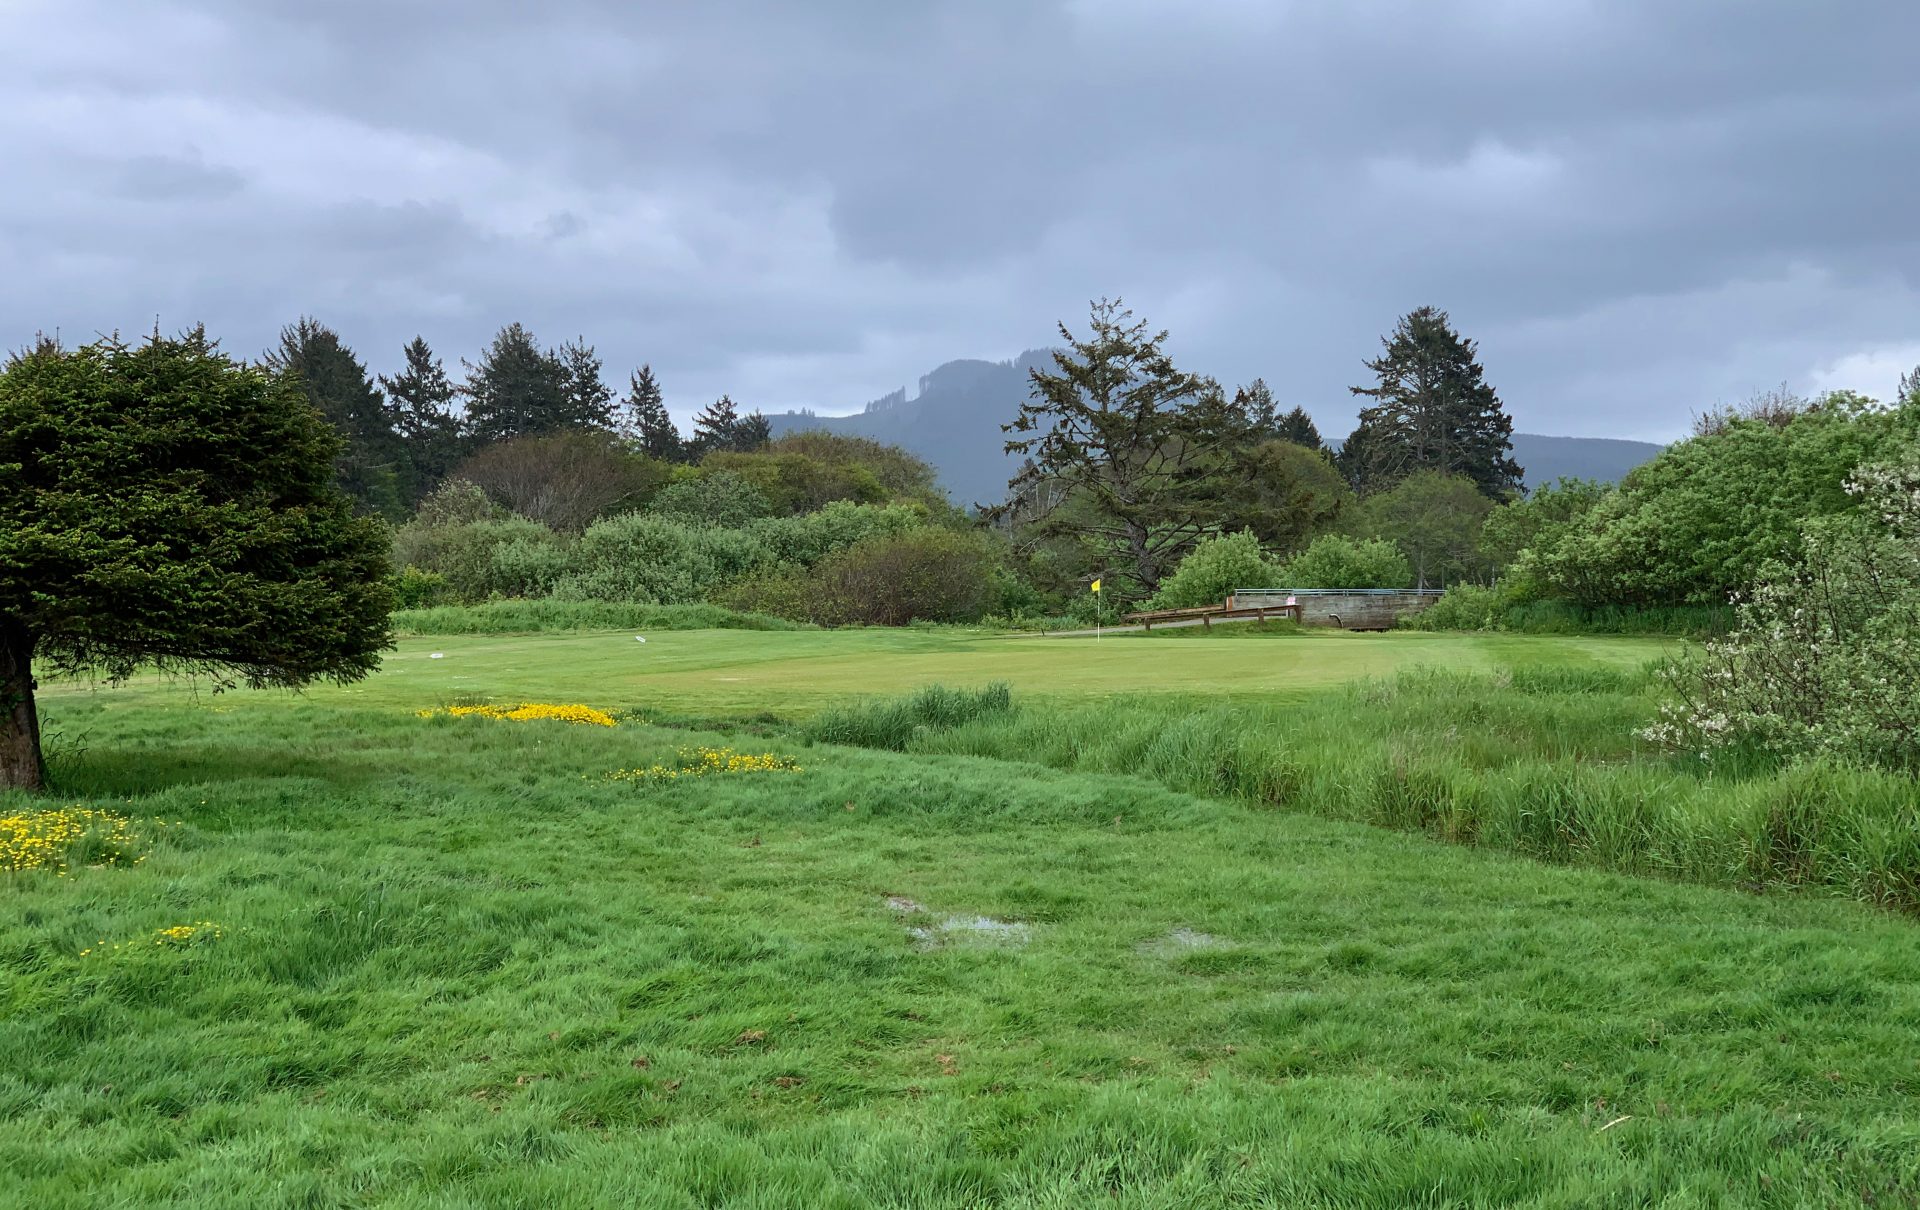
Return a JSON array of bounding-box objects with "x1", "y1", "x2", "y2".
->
[
  {"x1": 0, "y1": 807, "x2": 148, "y2": 876},
  {"x1": 80, "y1": 921, "x2": 224, "y2": 959},
  {"x1": 416, "y1": 702, "x2": 617, "y2": 727},
  {"x1": 607, "y1": 745, "x2": 803, "y2": 783}
]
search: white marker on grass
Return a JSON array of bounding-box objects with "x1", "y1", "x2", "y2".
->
[
  {"x1": 429, "y1": 652, "x2": 445, "y2": 659},
  {"x1": 635, "y1": 636, "x2": 647, "y2": 643}
]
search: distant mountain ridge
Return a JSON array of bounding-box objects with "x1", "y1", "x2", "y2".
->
[{"x1": 764, "y1": 352, "x2": 1666, "y2": 506}]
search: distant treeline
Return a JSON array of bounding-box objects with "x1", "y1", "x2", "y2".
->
[{"x1": 273, "y1": 317, "x2": 765, "y2": 519}]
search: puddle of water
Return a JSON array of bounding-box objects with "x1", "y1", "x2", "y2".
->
[
  {"x1": 1138, "y1": 928, "x2": 1224, "y2": 955},
  {"x1": 885, "y1": 897, "x2": 1030, "y2": 949},
  {"x1": 909, "y1": 914, "x2": 1032, "y2": 951}
]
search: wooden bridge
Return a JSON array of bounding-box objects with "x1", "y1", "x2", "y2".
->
[{"x1": 1123, "y1": 589, "x2": 1445, "y2": 632}]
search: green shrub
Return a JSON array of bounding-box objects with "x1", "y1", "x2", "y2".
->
[
  {"x1": 390, "y1": 566, "x2": 451, "y2": 610},
  {"x1": 810, "y1": 528, "x2": 1000, "y2": 625},
  {"x1": 727, "y1": 527, "x2": 1000, "y2": 626},
  {"x1": 744, "y1": 500, "x2": 926, "y2": 567},
  {"x1": 1647, "y1": 446, "x2": 1920, "y2": 771},
  {"x1": 553, "y1": 513, "x2": 774, "y2": 605},
  {"x1": 1148, "y1": 531, "x2": 1281, "y2": 609},
  {"x1": 411, "y1": 479, "x2": 500, "y2": 526},
  {"x1": 1410, "y1": 583, "x2": 1505, "y2": 630},
  {"x1": 391, "y1": 515, "x2": 573, "y2": 603},
  {"x1": 701, "y1": 450, "x2": 889, "y2": 514},
  {"x1": 1536, "y1": 396, "x2": 1910, "y2": 606},
  {"x1": 647, "y1": 471, "x2": 773, "y2": 528},
  {"x1": 1276, "y1": 534, "x2": 1411, "y2": 589},
  {"x1": 487, "y1": 535, "x2": 577, "y2": 598}
]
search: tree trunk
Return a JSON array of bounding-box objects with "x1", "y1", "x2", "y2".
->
[
  {"x1": 0, "y1": 625, "x2": 45, "y2": 792},
  {"x1": 1126, "y1": 523, "x2": 1157, "y2": 593}
]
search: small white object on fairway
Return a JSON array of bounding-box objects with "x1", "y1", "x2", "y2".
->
[
  {"x1": 429, "y1": 653, "x2": 445, "y2": 659},
  {"x1": 635, "y1": 636, "x2": 647, "y2": 643}
]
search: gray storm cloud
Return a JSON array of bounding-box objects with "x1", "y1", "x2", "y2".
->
[{"x1": 2, "y1": 0, "x2": 1916, "y2": 437}]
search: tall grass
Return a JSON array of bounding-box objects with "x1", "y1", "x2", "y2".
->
[
  {"x1": 1410, "y1": 592, "x2": 1733, "y2": 637},
  {"x1": 392, "y1": 600, "x2": 806, "y2": 635},
  {"x1": 804, "y1": 682, "x2": 1014, "y2": 750},
  {"x1": 811, "y1": 669, "x2": 1920, "y2": 911}
]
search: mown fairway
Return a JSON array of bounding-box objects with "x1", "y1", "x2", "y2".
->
[
  {"x1": 69, "y1": 624, "x2": 1673, "y2": 716},
  {"x1": 8, "y1": 628, "x2": 1920, "y2": 1208}
]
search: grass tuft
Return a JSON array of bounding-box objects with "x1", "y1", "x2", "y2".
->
[{"x1": 804, "y1": 682, "x2": 1014, "y2": 750}]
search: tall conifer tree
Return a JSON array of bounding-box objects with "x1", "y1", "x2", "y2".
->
[
  {"x1": 1000, "y1": 298, "x2": 1245, "y2": 595},
  {"x1": 1344, "y1": 306, "x2": 1522, "y2": 498},
  {"x1": 621, "y1": 364, "x2": 681, "y2": 460},
  {"x1": 733, "y1": 410, "x2": 772, "y2": 452},
  {"x1": 556, "y1": 337, "x2": 617, "y2": 430},
  {"x1": 690, "y1": 394, "x2": 741, "y2": 456},
  {"x1": 380, "y1": 336, "x2": 463, "y2": 498},
  {"x1": 267, "y1": 318, "x2": 408, "y2": 516},
  {"x1": 1232, "y1": 378, "x2": 1282, "y2": 438},
  {"x1": 460, "y1": 323, "x2": 570, "y2": 444},
  {"x1": 1275, "y1": 405, "x2": 1323, "y2": 450}
]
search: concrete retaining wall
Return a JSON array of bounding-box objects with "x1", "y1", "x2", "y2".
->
[{"x1": 1227, "y1": 589, "x2": 1443, "y2": 631}]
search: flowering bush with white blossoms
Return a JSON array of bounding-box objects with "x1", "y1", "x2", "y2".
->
[{"x1": 1644, "y1": 438, "x2": 1920, "y2": 771}]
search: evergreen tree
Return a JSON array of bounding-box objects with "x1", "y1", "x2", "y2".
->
[
  {"x1": 0, "y1": 329, "x2": 392, "y2": 789},
  {"x1": 690, "y1": 394, "x2": 741, "y2": 456},
  {"x1": 1334, "y1": 421, "x2": 1391, "y2": 495},
  {"x1": 1345, "y1": 306, "x2": 1522, "y2": 498},
  {"x1": 460, "y1": 322, "x2": 571, "y2": 444},
  {"x1": 380, "y1": 336, "x2": 464, "y2": 499},
  {"x1": 1000, "y1": 298, "x2": 1246, "y2": 595},
  {"x1": 267, "y1": 317, "x2": 407, "y2": 516},
  {"x1": 621, "y1": 364, "x2": 681, "y2": 460},
  {"x1": 1276, "y1": 406, "x2": 1323, "y2": 450},
  {"x1": 733, "y1": 410, "x2": 772, "y2": 452},
  {"x1": 556, "y1": 337, "x2": 617, "y2": 430},
  {"x1": 1232, "y1": 378, "x2": 1282, "y2": 439}
]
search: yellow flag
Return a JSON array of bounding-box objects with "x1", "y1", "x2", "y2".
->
[{"x1": 1090, "y1": 579, "x2": 1101, "y2": 594}]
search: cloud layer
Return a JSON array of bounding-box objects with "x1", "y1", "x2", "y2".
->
[{"x1": 4, "y1": 0, "x2": 1916, "y2": 437}]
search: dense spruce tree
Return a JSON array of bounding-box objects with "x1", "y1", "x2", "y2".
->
[
  {"x1": 1345, "y1": 306, "x2": 1522, "y2": 498},
  {"x1": 1275, "y1": 405, "x2": 1323, "y2": 450},
  {"x1": 0, "y1": 330, "x2": 392, "y2": 790},
  {"x1": 733, "y1": 410, "x2": 772, "y2": 452},
  {"x1": 556, "y1": 337, "x2": 617, "y2": 430},
  {"x1": 690, "y1": 394, "x2": 742, "y2": 456},
  {"x1": 267, "y1": 318, "x2": 408, "y2": 517},
  {"x1": 1232, "y1": 378, "x2": 1282, "y2": 438},
  {"x1": 380, "y1": 336, "x2": 464, "y2": 498},
  {"x1": 621, "y1": 364, "x2": 681, "y2": 460},
  {"x1": 460, "y1": 323, "x2": 571, "y2": 444},
  {"x1": 1000, "y1": 298, "x2": 1246, "y2": 595}
]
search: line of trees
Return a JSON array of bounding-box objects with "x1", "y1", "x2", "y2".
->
[{"x1": 277, "y1": 318, "x2": 772, "y2": 518}]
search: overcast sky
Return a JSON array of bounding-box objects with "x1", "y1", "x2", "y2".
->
[{"x1": 4, "y1": 1, "x2": 1917, "y2": 439}]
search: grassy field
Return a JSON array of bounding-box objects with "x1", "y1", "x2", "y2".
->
[
  {"x1": 9, "y1": 626, "x2": 1920, "y2": 1207},
  {"x1": 57, "y1": 623, "x2": 1672, "y2": 718}
]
